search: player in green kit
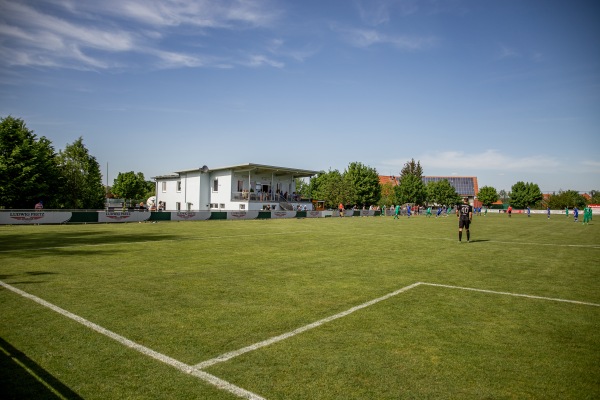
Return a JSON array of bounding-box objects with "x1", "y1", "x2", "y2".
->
[{"x1": 583, "y1": 206, "x2": 591, "y2": 224}]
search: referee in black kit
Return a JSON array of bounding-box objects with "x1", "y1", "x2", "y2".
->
[{"x1": 457, "y1": 197, "x2": 473, "y2": 242}]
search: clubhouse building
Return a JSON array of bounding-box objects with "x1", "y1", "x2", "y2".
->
[{"x1": 153, "y1": 163, "x2": 318, "y2": 212}]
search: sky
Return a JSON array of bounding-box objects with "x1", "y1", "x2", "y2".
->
[{"x1": 1, "y1": 0, "x2": 599, "y2": 193}]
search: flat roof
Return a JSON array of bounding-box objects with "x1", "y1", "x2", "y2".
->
[{"x1": 154, "y1": 163, "x2": 319, "y2": 180}]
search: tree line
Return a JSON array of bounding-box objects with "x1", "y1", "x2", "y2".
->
[
  {"x1": 0, "y1": 116, "x2": 153, "y2": 209},
  {"x1": 2, "y1": 115, "x2": 597, "y2": 210}
]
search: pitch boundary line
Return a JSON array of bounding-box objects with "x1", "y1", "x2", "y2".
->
[
  {"x1": 193, "y1": 281, "x2": 600, "y2": 369},
  {"x1": 193, "y1": 282, "x2": 422, "y2": 369},
  {"x1": 2, "y1": 279, "x2": 598, "y2": 399},
  {"x1": 0, "y1": 280, "x2": 266, "y2": 400}
]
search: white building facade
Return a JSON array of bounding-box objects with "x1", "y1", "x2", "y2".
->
[{"x1": 153, "y1": 163, "x2": 318, "y2": 212}]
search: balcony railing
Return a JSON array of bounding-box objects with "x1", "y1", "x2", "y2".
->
[{"x1": 231, "y1": 192, "x2": 306, "y2": 202}]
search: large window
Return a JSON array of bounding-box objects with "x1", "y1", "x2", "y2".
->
[
  {"x1": 213, "y1": 178, "x2": 218, "y2": 192},
  {"x1": 176, "y1": 181, "x2": 182, "y2": 192},
  {"x1": 161, "y1": 182, "x2": 166, "y2": 193}
]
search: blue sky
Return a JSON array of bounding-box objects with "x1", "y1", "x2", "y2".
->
[{"x1": 1, "y1": 0, "x2": 598, "y2": 193}]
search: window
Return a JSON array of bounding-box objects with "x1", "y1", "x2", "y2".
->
[
  {"x1": 239, "y1": 204, "x2": 245, "y2": 210},
  {"x1": 220, "y1": 204, "x2": 225, "y2": 209},
  {"x1": 161, "y1": 182, "x2": 166, "y2": 193},
  {"x1": 187, "y1": 202, "x2": 193, "y2": 211},
  {"x1": 237, "y1": 180, "x2": 244, "y2": 192},
  {"x1": 210, "y1": 203, "x2": 218, "y2": 209},
  {"x1": 213, "y1": 178, "x2": 218, "y2": 192},
  {"x1": 176, "y1": 202, "x2": 181, "y2": 211},
  {"x1": 176, "y1": 181, "x2": 182, "y2": 192}
]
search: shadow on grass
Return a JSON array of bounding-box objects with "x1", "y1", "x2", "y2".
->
[
  {"x1": 0, "y1": 337, "x2": 83, "y2": 400},
  {"x1": 0, "y1": 230, "x2": 178, "y2": 253}
]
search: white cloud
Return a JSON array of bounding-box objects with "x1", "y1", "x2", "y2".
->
[
  {"x1": 336, "y1": 27, "x2": 436, "y2": 50},
  {"x1": 496, "y1": 44, "x2": 519, "y2": 60},
  {"x1": 0, "y1": 0, "x2": 285, "y2": 70},
  {"x1": 245, "y1": 54, "x2": 284, "y2": 68}
]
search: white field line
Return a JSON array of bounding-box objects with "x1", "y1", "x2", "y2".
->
[
  {"x1": 0, "y1": 280, "x2": 266, "y2": 400},
  {"x1": 420, "y1": 282, "x2": 600, "y2": 307},
  {"x1": 3, "y1": 278, "x2": 599, "y2": 398},
  {"x1": 193, "y1": 281, "x2": 600, "y2": 369},
  {"x1": 193, "y1": 282, "x2": 423, "y2": 369}
]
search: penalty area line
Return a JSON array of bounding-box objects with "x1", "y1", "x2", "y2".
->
[
  {"x1": 0, "y1": 280, "x2": 266, "y2": 400},
  {"x1": 421, "y1": 282, "x2": 600, "y2": 307},
  {"x1": 194, "y1": 280, "x2": 599, "y2": 370},
  {"x1": 193, "y1": 282, "x2": 422, "y2": 369}
]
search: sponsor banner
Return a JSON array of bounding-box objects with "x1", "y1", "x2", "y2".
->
[
  {"x1": 99, "y1": 211, "x2": 150, "y2": 223},
  {"x1": 360, "y1": 210, "x2": 375, "y2": 217},
  {"x1": 171, "y1": 211, "x2": 212, "y2": 221},
  {"x1": 0, "y1": 211, "x2": 72, "y2": 225},
  {"x1": 306, "y1": 211, "x2": 322, "y2": 218},
  {"x1": 228, "y1": 211, "x2": 260, "y2": 220},
  {"x1": 271, "y1": 211, "x2": 296, "y2": 219}
]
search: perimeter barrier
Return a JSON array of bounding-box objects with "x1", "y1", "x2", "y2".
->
[{"x1": 0, "y1": 209, "x2": 378, "y2": 225}]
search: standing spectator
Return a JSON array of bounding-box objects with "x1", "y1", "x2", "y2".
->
[
  {"x1": 35, "y1": 200, "x2": 43, "y2": 210},
  {"x1": 338, "y1": 203, "x2": 344, "y2": 217}
]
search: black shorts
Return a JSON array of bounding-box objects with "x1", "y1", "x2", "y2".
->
[{"x1": 459, "y1": 218, "x2": 470, "y2": 229}]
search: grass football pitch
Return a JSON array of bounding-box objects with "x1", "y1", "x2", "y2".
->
[{"x1": 1, "y1": 213, "x2": 599, "y2": 399}]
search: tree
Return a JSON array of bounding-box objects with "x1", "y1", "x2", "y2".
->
[
  {"x1": 426, "y1": 179, "x2": 461, "y2": 206},
  {"x1": 589, "y1": 190, "x2": 600, "y2": 204},
  {"x1": 379, "y1": 181, "x2": 395, "y2": 208},
  {"x1": 395, "y1": 159, "x2": 426, "y2": 205},
  {"x1": 547, "y1": 190, "x2": 586, "y2": 209},
  {"x1": 400, "y1": 158, "x2": 423, "y2": 178},
  {"x1": 308, "y1": 169, "x2": 345, "y2": 209},
  {"x1": 57, "y1": 137, "x2": 105, "y2": 209},
  {"x1": 0, "y1": 115, "x2": 61, "y2": 208},
  {"x1": 498, "y1": 189, "x2": 509, "y2": 204},
  {"x1": 295, "y1": 178, "x2": 310, "y2": 199},
  {"x1": 343, "y1": 162, "x2": 381, "y2": 207},
  {"x1": 509, "y1": 181, "x2": 543, "y2": 209},
  {"x1": 477, "y1": 186, "x2": 499, "y2": 207},
  {"x1": 395, "y1": 173, "x2": 426, "y2": 205},
  {"x1": 112, "y1": 171, "x2": 150, "y2": 203}
]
